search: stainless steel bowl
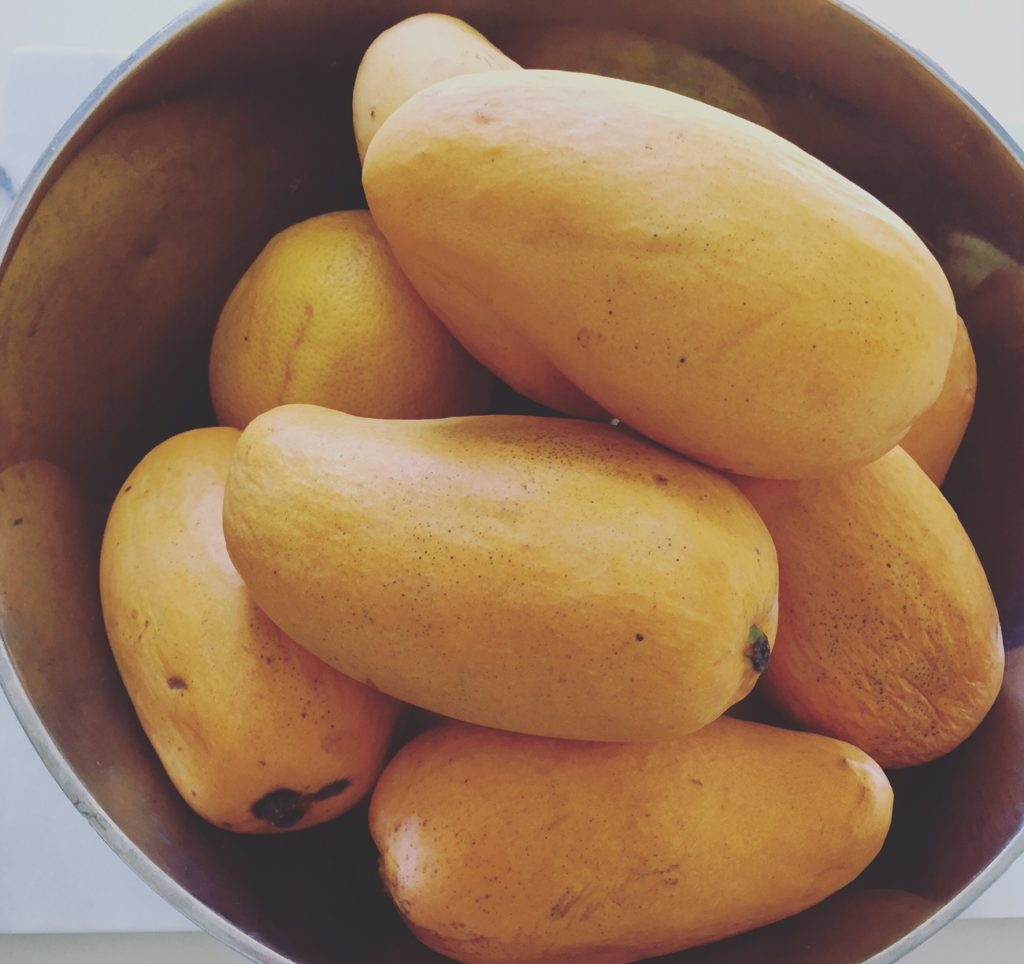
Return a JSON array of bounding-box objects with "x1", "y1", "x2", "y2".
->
[{"x1": 1, "y1": 2, "x2": 1022, "y2": 961}]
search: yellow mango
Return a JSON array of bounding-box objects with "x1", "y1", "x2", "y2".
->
[
  {"x1": 370, "y1": 717, "x2": 893, "y2": 964},
  {"x1": 222, "y1": 404, "x2": 779, "y2": 742},
  {"x1": 364, "y1": 69, "x2": 957, "y2": 479},
  {"x1": 353, "y1": 13, "x2": 518, "y2": 162},
  {"x1": 352, "y1": 16, "x2": 602, "y2": 418},
  {"x1": 99, "y1": 427, "x2": 401, "y2": 832},
  {"x1": 735, "y1": 447, "x2": 1004, "y2": 767},
  {"x1": 209, "y1": 210, "x2": 493, "y2": 427},
  {"x1": 901, "y1": 315, "x2": 977, "y2": 484}
]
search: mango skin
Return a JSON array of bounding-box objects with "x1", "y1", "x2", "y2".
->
[
  {"x1": 99, "y1": 427, "x2": 401, "y2": 832},
  {"x1": 901, "y1": 315, "x2": 977, "y2": 485},
  {"x1": 370, "y1": 718, "x2": 894, "y2": 964},
  {"x1": 353, "y1": 13, "x2": 518, "y2": 163},
  {"x1": 735, "y1": 447, "x2": 1004, "y2": 767},
  {"x1": 353, "y1": 18, "x2": 601, "y2": 419},
  {"x1": 223, "y1": 404, "x2": 779, "y2": 742},
  {"x1": 364, "y1": 69, "x2": 958, "y2": 479}
]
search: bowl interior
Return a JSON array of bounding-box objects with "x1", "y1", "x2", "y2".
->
[{"x1": 1, "y1": 1, "x2": 1023, "y2": 962}]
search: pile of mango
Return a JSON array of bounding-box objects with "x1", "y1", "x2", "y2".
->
[{"x1": 98, "y1": 14, "x2": 1003, "y2": 963}]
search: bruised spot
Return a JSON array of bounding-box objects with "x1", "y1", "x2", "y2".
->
[
  {"x1": 549, "y1": 886, "x2": 586, "y2": 920},
  {"x1": 251, "y1": 788, "x2": 308, "y2": 828},
  {"x1": 748, "y1": 626, "x2": 771, "y2": 672},
  {"x1": 166, "y1": 676, "x2": 188, "y2": 690},
  {"x1": 10, "y1": 517, "x2": 23, "y2": 526},
  {"x1": 311, "y1": 778, "x2": 351, "y2": 801},
  {"x1": 689, "y1": 778, "x2": 704, "y2": 787},
  {"x1": 251, "y1": 777, "x2": 351, "y2": 828},
  {"x1": 653, "y1": 474, "x2": 669, "y2": 486}
]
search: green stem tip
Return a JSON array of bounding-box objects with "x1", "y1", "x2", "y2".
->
[{"x1": 748, "y1": 625, "x2": 771, "y2": 673}]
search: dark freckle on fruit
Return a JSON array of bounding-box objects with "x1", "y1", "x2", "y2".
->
[
  {"x1": 690, "y1": 778, "x2": 704, "y2": 787},
  {"x1": 311, "y1": 778, "x2": 351, "y2": 801},
  {"x1": 678, "y1": 357, "x2": 687, "y2": 365},
  {"x1": 124, "y1": 485, "x2": 132, "y2": 492},
  {"x1": 635, "y1": 633, "x2": 645, "y2": 642},
  {"x1": 166, "y1": 676, "x2": 188, "y2": 690},
  {"x1": 370, "y1": 108, "x2": 376, "y2": 119},
  {"x1": 653, "y1": 474, "x2": 669, "y2": 486},
  {"x1": 10, "y1": 517, "x2": 23, "y2": 526},
  {"x1": 251, "y1": 788, "x2": 308, "y2": 828}
]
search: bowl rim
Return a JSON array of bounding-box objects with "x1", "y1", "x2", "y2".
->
[{"x1": 0, "y1": 1, "x2": 1021, "y2": 962}]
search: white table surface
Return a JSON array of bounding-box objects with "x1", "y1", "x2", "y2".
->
[{"x1": 1, "y1": 0, "x2": 1023, "y2": 961}]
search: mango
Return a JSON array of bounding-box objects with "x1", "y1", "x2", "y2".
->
[
  {"x1": 370, "y1": 718, "x2": 894, "y2": 964},
  {"x1": 363, "y1": 69, "x2": 957, "y2": 479},
  {"x1": 353, "y1": 17, "x2": 601, "y2": 418},
  {"x1": 901, "y1": 315, "x2": 977, "y2": 484},
  {"x1": 353, "y1": 13, "x2": 518, "y2": 162},
  {"x1": 99, "y1": 427, "x2": 401, "y2": 832},
  {"x1": 222, "y1": 404, "x2": 779, "y2": 742},
  {"x1": 209, "y1": 210, "x2": 492, "y2": 427},
  {"x1": 735, "y1": 447, "x2": 1004, "y2": 767}
]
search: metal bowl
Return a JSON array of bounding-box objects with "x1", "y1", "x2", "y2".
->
[{"x1": 1, "y1": 2, "x2": 1022, "y2": 961}]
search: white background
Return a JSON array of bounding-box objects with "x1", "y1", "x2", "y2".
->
[{"x1": 1, "y1": 0, "x2": 1023, "y2": 962}]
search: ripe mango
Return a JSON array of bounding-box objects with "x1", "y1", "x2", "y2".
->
[
  {"x1": 222, "y1": 404, "x2": 778, "y2": 742},
  {"x1": 735, "y1": 447, "x2": 1004, "y2": 767},
  {"x1": 353, "y1": 18, "x2": 601, "y2": 418},
  {"x1": 353, "y1": 13, "x2": 517, "y2": 162},
  {"x1": 208, "y1": 210, "x2": 493, "y2": 427},
  {"x1": 99, "y1": 427, "x2": 401, "y2": 831},
  {"x1": 370, "y1": 718, "x2": 893, "y2": 963},
  {"x1": 901, "y1": 315, "x2": 976, "y2": 484},
  {"x1": 364, "y1": 69, "x2": 957, "y2": 479}
]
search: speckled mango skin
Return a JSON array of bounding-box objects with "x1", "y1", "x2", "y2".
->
[
  {"x1": 222, "y1": 404, "x2": 779, "y2": 742},
  {"x1": 735, "y1": 447, "x2": 1004, "y2": 767},
  {"x1": 99, "y1": 427, "x2": 401, "y2": 832},
  {"x1": 369, "y1": 718, "x2": 894, "y2": 964},
  {"x1": 363, "y1": 69, "x2": 958, "y2": 479}
]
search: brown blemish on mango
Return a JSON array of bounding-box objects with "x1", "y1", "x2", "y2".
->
[
  {"x1": 748, "y1": 626, "x2": 771, "y2": 673},
  {"x1": 250, "y1": 777, "x2": 351, "y2": 828}
]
